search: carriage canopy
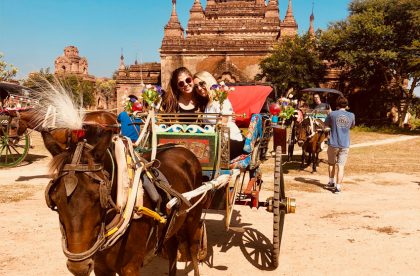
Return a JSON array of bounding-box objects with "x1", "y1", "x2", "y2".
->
[{"x1": 227, "y1": 85, "x2": 273, "y2": 127}]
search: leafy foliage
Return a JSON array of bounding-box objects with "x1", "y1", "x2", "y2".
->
[
  {"x1": 60, "y1": 75, "x2": 95, "y2": 107},
  {"x1": 96, "y1": 78, "x2": 116, "y2": 101},
  {"x1": 319, "y1": 0, "x2": 420, "y2": 124},
  {"x1": 23, "y1": 71, "x2": 95, "y2": 107},
  {"x1": 257, "y1": 34, "x2": 326, "y2": 95},
  {"x1": 0, "y1": 53, "x2": 18, "y2": 81},
  {"x1": 22, "y1": 68, "x2": 55, "y2": 91}
]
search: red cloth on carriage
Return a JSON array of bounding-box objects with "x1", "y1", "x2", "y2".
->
[{"x1": 227, "y1": 86, "x2": 272, "y2": 128}]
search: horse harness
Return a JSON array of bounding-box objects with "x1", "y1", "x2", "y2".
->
[{"x1": 45, "y1": 140, "x2": 195, "y2": 262}]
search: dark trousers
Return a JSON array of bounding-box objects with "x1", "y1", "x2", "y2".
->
[{"x1": 230, "y1": 139, "x2": 245, "y2": 160}]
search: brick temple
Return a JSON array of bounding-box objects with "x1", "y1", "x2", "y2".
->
[{"x1": 116, "y1": 0, "x2": 311, "y2": 111}]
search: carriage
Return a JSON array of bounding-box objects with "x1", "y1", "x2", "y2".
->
[
  {"x1": 40, "y1": 83, "x2": 296, "y2": 275},
  {"x1": 0, "y1": 82, "x2": 37, "y2": 167},
  {"x1": 273, "y1": 87, "x2": 344, "y2": 162},
  {"x1": 129, "y1": 84, "x2": 296, "y2": 268}
]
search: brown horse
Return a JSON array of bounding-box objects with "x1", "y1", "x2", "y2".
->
[
  {"x1": 296, "y1": 117, "x2": 329, "y2": 172},
  {"x1": 42, "y1": 127, "x2": 205, "y2": 276}
]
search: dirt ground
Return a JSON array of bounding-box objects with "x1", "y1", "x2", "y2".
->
[{"x1": 0, "y1": 132, "x2": 419, "y2": 276}]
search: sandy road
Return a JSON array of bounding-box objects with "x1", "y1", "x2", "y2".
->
[{"x1": 0, "y1": 133, "x2": 419, "y2": 275}]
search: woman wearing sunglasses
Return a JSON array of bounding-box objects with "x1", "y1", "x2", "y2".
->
[
  {"x1": 193, "y1": 71, "x2": 245, "y2": 159},
  {"x1": 162, "y1": 67, "x2": 201, "y2": 116}
]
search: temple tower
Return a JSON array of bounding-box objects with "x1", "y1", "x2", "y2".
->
[
  {"x1": 54, "y1": 46, "x2": 89, "y2": 76},
  {"x1": 163, "y1": 0, "x2": 184, "y2": 39},
  {"x1": 281, "y1": 0, "x2": 298, "y2": 37},
  {"x1": 160, "y1": 0, "x2": 291, "y2": 88}
]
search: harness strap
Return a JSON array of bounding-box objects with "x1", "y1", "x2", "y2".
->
[
  {"x1": 62, "y1": 164, "x2": 103, "y2": 172},
  {"x1": 61, "y1": 222, "x2": 106, "y2": 262}
]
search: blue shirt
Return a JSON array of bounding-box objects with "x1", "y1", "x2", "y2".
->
[
  {"x1": 117, "y1": 111, "x2": 142, "y2": 142},
  {"x1": 325, "y1": 109, "x2": 355, "y2": 148}
]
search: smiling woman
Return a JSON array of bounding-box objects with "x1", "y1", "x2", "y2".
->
[{"x1": 162, "y1": 67, "x2": 198, "y2": 114}]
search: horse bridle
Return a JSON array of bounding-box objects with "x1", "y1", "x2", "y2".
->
[{"x1": 45, "y1": 141, "x2": 116, "y2": 262}]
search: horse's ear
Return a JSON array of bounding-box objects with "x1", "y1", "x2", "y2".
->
[
  {"x1": 41, "y1": 131, "x2": 65, "y2": 156},
  {"x1": 91, "y1": 130, "x2": 113, "y2": 162}
]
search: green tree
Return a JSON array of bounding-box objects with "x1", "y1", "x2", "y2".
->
[
  {"x1": 61, "y1": 75, "x2": 95, "y2": 108},
  {"x1": 319, "y1": 0, "x2": 420, "y2": 125},
  {"x1": 96, "y1": 78, "x2": 116, "y2": 108},
  {"x1": 22, "y1": 68, "x2": 55, "y2": 91},
  {"x1": 257, "y1": 34, "x2": 326, "y2": 96},
  {"x1": 0, "y1": 53, "x2": 18, "y2": 81}
]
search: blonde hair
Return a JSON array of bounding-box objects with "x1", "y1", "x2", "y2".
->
[{"x1": 193, "y1": 71, "x2": 218, "y2": 93}]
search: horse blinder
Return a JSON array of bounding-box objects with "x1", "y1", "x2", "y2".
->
[
  {"x1": 63, "y1": 174, "x2": 79, "y2": 197},
  {"x1": 45, "y1": 179, "x2": 57, "y2": 210}
]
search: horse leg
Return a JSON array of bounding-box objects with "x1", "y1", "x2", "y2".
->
[
  {"x1": 312, "y1": 152, "x2": 317, "y2": 172},
  {"x1": 120, "y1": 261, "x2": 141, "y2": 276},
  {"x1": 94, "y1": 264, "x2": 116, "y2": 276},
  {"x1": 187, "y1": 217, "x2": 203, "y2": 276},
  {"x1": 300, "y1": 149, "x2": 305, "y2": 169},
  {"x1": 166, "y1": 236, "x2": 179, "y2": 276}
]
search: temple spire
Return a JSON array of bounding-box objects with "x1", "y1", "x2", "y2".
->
[
  {"x1": 163, "y1": 0, "x2": 184, "y2": 38},
  {"x1": 265, "y1": 0, "x2": 279, "y2": 18},
  {"x1": 189, "y1": 0, "x2": 205, "y2": 21},
  {"x1": 119, "y1": 48, "x2": 125, "y2": 70},
  {"x1": 281, "y1": 0, "x2": 298, "y2": 37},
  {"x1": 308, "y1": 1, "x2": 315, "y2": 36},
  {"x1": 285, "y1": 0, "x2": 296, "y2": 21}
]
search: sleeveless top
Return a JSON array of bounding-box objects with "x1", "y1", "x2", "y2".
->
[{"x1": 177, "y1": 104, "x2": 200, "y2": 123}]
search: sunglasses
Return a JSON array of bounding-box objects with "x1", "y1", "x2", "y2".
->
[
  {"x1": 178, "y1": 77, "x2": 193, "y2": 88},
  {"x1": 194, "y1": 81, "x2": 206, "y2": 89}
]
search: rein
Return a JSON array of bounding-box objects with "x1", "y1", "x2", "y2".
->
[{"x1": 46, "y1": 141, "x2": 117, "y2": 261}]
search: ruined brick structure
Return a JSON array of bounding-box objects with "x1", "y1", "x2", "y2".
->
[{"x1": 54, "y1": 46, "x2": 94, "y2": 81}]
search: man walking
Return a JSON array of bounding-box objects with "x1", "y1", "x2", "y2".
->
[{"x1": 325, "y1": 96, "x2": 355, "y2": 193}]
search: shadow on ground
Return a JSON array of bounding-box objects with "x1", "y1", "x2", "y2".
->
[{"x1": 142, "y1": 209, "x2": 277, "y2": 275}]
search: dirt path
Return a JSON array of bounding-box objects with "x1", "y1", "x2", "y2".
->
[{"x1": 0, "y1": 133, "x2": 419, "y2": 275}]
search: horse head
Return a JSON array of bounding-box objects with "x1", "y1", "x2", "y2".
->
[
  {"x1": 296, "y1": 118, "x2": 311, "y2": 147},
  {"x1": 42, "y1": 128, "x2": 114, "y2": 276}
]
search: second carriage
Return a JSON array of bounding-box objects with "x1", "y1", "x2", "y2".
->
[
  {"x1": 0, "y1": 82, "x2": 37, "y2": 167},
  {"x1": 272, "y1": 87, "x2": 344, "y2": 162}
]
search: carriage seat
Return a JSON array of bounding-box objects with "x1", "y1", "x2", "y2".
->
[{"x1": 229, "y1": 114, "x2": 263, "y2": 170}]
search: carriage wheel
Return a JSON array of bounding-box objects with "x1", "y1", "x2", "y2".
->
[
  {"x1": 225, "y1": 172, "x2": 241, "y2": 230},
  {"x1": 287, "y1": 121, "x2": 295, "y2": 161},
  {"x1": 272, "y1": 146, "x2": 286, "y2": 268},
  {"x1": 0, "y1": 130, "x2": 30, "y2": 167}
]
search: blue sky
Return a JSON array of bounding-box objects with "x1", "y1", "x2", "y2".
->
[{"x1": 0, "y1": 0, "x2": 351, "y2": 79}]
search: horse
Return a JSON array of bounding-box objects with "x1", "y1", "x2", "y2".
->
[
  {"x1": 296, "y1": 117, "x2": 329, "y2": 172},
  {"x1": 42, "y1": 127, "x2": 205, "y2": 276}
]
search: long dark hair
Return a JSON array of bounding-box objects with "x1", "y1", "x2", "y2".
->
[{"x1": 162, "y1": 67, "x2": 192, "y2": 112}]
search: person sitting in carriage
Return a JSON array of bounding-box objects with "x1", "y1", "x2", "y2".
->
[
  {"x1": 118, "y1": 95, "x2": 143, "y2": 142},
  {"x1": 192, "y1": 71, "x2": 246, "y2": 159},
  {"x1": 312, "y1": 93, "x2": 332, "y2": 112},
  {"x1": 161, "y1": 67, "x2": 202, "y2": 123}
]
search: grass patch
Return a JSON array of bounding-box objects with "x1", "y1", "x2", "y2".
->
[
  {"x1": 261, "y1": 130, "x2": 420, "y2": 190},
  {"x1": 0, "y1": 184, "x2": 41, "y2": 203},
  {"x1": 352, "y1": 125, "x2": 420, "y2": 135},
  {"x1": 345, "y1": 138, "x2": 420, "y2": 175}
]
